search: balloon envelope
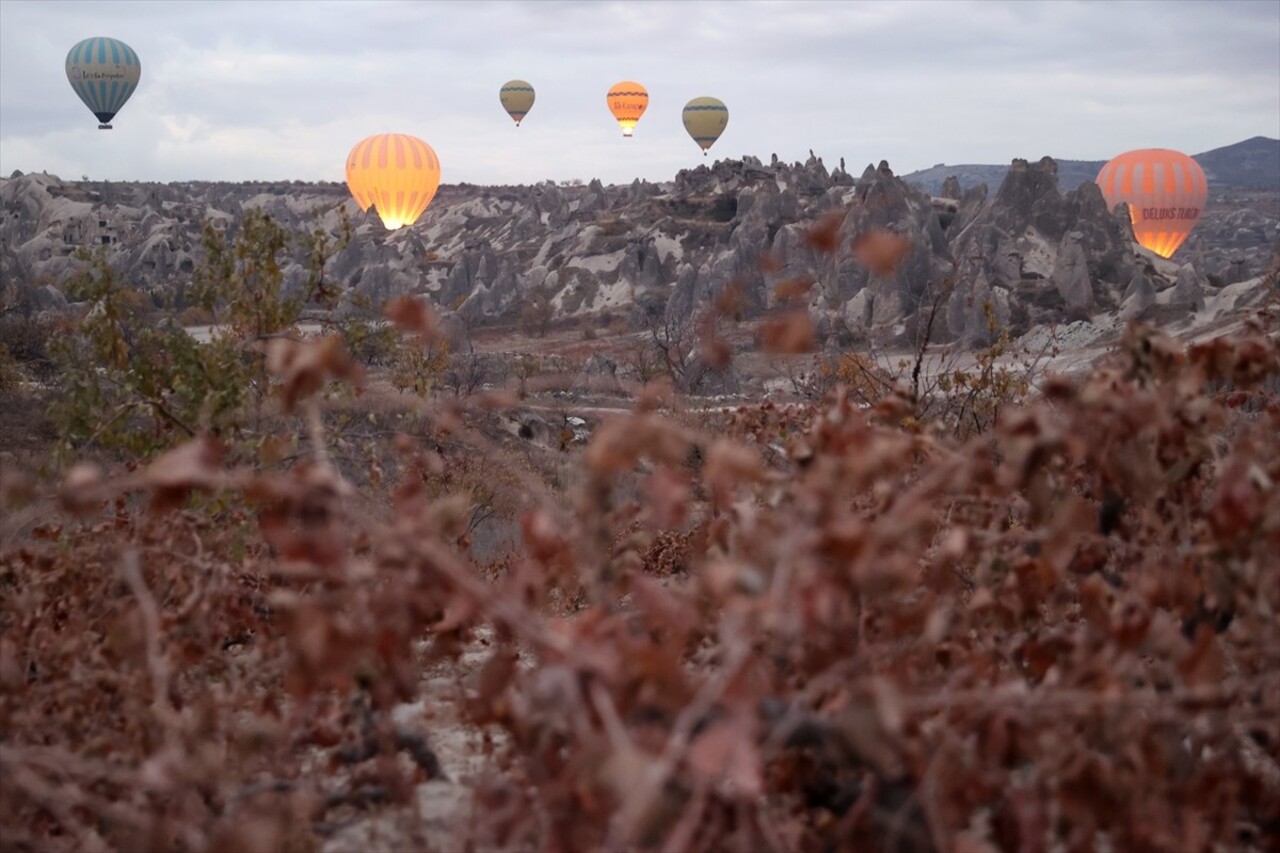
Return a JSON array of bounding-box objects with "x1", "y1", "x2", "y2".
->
[
  {"x1": 607, "y1": 81, "x2": 648, "y2": 137},
  {"x1": 345, "y1": 134, "x2": 441, "y2": 230},
  {"x1": 344, "y1": 139, "x2": 376, "y2": 213},
  {"x1": 1096, "y1": 149, "x2": 1207, "y2": 259},
  {"x1": 682, "y1": 97, "x2": 728, "y2": 155},
  {"x1": 500, "y1": 80, "x2": 535, "y2": 126},
  {"x1": 65, "y1": 37, "x2": 141, "y2": 129}
]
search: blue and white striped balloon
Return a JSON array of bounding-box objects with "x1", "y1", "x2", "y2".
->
[{"x1": 65, "y1": 37, "x2": 141, "y2": 129}]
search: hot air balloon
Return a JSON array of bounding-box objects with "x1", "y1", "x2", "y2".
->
[
  {"x1": 607, "y1": 81, "x2": 648, "y2": 137},
  {"x1": 344, "y1": 134, "x2": 441, "y2": 231},
  {"x1": 500, "y1": 80, "x2": 535, "y2": 126},
  {"x1": 1096, "y1": 149, "x2": 1207, "y2": 259},
  {"x1": 65, "y1": 37, "x2": 141, "y2": 130},
  {"x1": 344, "y1": 140, "x2": 375, "y2": 214},
  {"x1": 682, "y1": 97, "x2": 728, "y2": 156}
]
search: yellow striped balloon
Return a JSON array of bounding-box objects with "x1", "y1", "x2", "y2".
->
[
  {"x1": 345, "y1": 134, "x2": 441, "y2": 230},
  {"x1": 499, "y1": 80, "x2": 535, "y2": 126},
  {"x1": 682, "y1": 97, "x2": 728, "y2": 155},
  {"x1": 607, "y1": 81, "x2": 648, "y2": 137},
  {"x1": 1096, "y1": 149, "x2": 1207, "y2": 259}
]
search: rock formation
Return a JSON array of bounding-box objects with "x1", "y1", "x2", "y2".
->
[{"x1": 1, "y1": 141, "x2": 1275, "y2": 350}]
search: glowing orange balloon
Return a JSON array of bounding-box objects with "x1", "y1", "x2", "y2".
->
[
  {"x1": 1095, "y1": 149, "x2": 1207, "y2": 259},
  {"x1": 345, "y1": 134, "x2": 441, "y2": 230},
  {"x1": 344, "y1": 140, "x2": 375, "y2": 213},
  {"x1": 607, "y1": 81, "x2": 648, "y2": 137}
]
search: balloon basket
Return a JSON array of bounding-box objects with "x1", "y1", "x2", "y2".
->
[{"x1": 98, "y1": 124, "x2": 112, "y2": 130}]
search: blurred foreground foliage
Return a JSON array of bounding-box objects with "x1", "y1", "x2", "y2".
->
[
  {"x1": 2, "y1": 304, "x2": 1278, "y2": 851},
  {"x1": 2, "y1": 213, "x2": 1279, "y2": 851}
]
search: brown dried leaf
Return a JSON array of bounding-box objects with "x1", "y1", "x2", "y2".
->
[
  {"x1": 712, "y1": 280, "x2": 746, "y2": 320},
  {"x1": 259, "y1": 434, "x2": 294, "y2": 467},
  {"x1": 939, "y1": 526, "x2": 970, "y2": 561},
  {"x1": 471, "y1": 647, "x2": 518, "y2": 722},
  {"x1": 586, "y1": 415, "x2": 693, "y2": 474},
  {"x1": 853, "y1": 551, "x2": 914, "y2": 597},
  {"x1": 869, "y1": 676, "x2": 904, "y2": 736},
  {"x1": 0, "y1": 460, "x2": 37, "y2": 509},
  {"x1": 1209, "y1": 455, "x2": 1266, "y2": 538},
  {"x1": 640, "y1": 467, "x2": 691, "y2": 528},
  {"x1": 1042, "y1": 494, "x2": 1096, "y2": 572},
  {"x1": 757, "y1": 251, "x2": 782, "y2": 273},
  {"x1": 142, "y1": 435, "x2": 225, "y2": 512},
  {"x1": 699, "y1": 326, "x2": 733, "y2": 369},
  {"x1": 0, "y1": 637, "x2": 20, "y2": 690},
  {"x1": 266, "y1": 334, "x2": 363, "y2": 412},
  {"x1": 802, "y1": 211, "x2": 843, "y2": 254},
  {"x1": 601, "y1": 742, "x2": 672, "y2": 845},
  {"x1": 773, "y1": 276, "x2": 814, "y2": 302},
  {"x1": 686, "y1": 710, "x2": 763, "y2": 797},
  {"x1": 760, "y1": 310, "x2": 815, "y2": 354},
  {"x1": 853, "y1": 229, "x2": 912, "y2": 276},
  {"x1": 1178, "y1": 623, "x2": 1226, "y2": 688},
  {"x1": 704, "y1": 439, "x2": 766, "y2": 504},
  {"x1": 586, "y1": 418, "x2": 642, "y2": 474},
  {"x1": 635, "y1": 378, "x2": 676, "y2": 413},
  {"x1": 835, "y1": 704, "x2": 903, "y2": 778},
  {"x1": 519, "y1": 509, "x2": 570, "y2": 565},
  {"x1": 995, "y1": 788, "x2": 1049, "y2": 853},
  {"x1": 289, "y1": 601, "x2": 331, "y2": 670},
  {"x1": 384, "y1": 294, "x2": 439, "y2": 339},
  {"x1": 1013, "y1": 556, "x2": 1058, "y2": 616},
  {"x1": 954, "y1": 831, "x2": 1001, "y2": 853},
  {"x1": 59, "y1": 462, "x2": 105, "y2": 516},
  {"x1": 1078, "y1": 574, "x2": 1112, "y2": 630},
  {"x1": 425, "y1": 493, "x2": 474, "y2": 543}
]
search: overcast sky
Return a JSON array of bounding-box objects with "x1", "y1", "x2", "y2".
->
[{"x1": 1, "y1": 0, "x2": 1277, "y2": 187}]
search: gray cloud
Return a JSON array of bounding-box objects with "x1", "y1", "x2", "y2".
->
[{"x1": 1, "y1": 0, "x2": 1277, "y2": 186}]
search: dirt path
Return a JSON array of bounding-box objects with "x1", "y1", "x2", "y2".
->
[{"x1": 321, "y1": 632, "x2": 502, "y2": 852}]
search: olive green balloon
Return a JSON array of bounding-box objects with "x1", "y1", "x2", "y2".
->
[
  {"x1": 682, "y1": 97, "x2": 728, "y2": 155},
  {"x1": 500, "y1": 80, "x2": 535, "y2": 126}
]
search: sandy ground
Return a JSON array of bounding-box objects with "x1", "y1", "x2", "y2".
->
[{"x1": 320, "y1": 631, "x2": 504, "y2": 852}]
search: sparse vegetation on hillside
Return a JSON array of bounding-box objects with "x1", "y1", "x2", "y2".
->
[{"x1": 45, "y1": 209, "x2": 353, "y2": 463}]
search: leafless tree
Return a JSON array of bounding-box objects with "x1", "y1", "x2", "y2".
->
[
  {"x1": 440, "y1": 322, "x2": 492, "y2": 398},
  {"x1": 519, "y1": 287, "x2": 555, "y2": 338},
  {"x1": 646, "y1": 306, "x2": 697, "y2": 391},
  {"x1": 618, "y1": 336, "x2": 667, "y2": 385}
]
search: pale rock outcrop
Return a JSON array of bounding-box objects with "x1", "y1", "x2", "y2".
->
[
  {"x1": 1051, "y1": 231, "x2": 1095, "y2": 314},
  {"x1": 1169, "y1": 265, "x2": 1206, "y2": 312},
  {"x1": 947, "y1": 266, "x2": 1012, "y2": 347},
  {"x1": 818, "y1": 161, "x2": 953, "y2": 340},
  {"x1": 1118, "y1": 271, "x2": 1156, "y2": 320}
]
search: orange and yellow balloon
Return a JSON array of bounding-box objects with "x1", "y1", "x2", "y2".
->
[
  {"x1": 345, "y1": 134, "x2": 441, "y2": 231},
  {"x1": 1095, "y1": 149, "x2": 1207, "y2": 259},
  {"x1": 607, "y1": 81, "x2": 648, "y2": 137}
]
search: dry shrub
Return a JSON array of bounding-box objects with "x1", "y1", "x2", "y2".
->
[{"x1": 2, "y1": 320, "x2": 1279, "y2": 852}]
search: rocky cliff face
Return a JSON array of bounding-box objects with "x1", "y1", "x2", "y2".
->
[
  {"x1": 3, "y1": 143, "x2": 1276, "y2": 350},
  {"x1": 943, "y1": 157, "x2": 1140, "y2": 344}
]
